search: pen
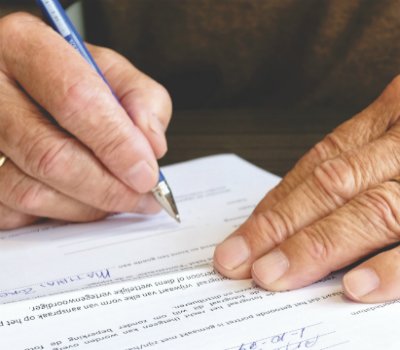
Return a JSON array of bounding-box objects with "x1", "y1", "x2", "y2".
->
[{"x1": 36, "y1": 0, "x2": 180, "y2": 223}]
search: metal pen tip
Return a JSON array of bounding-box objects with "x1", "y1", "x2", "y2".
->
[{"x1": 152, "y1": 177, "x2": 181, "y2": 223}]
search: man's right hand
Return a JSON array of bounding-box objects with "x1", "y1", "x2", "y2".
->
[{"x1": 0, "y1": 13, "x2": 172, "y2": 229}]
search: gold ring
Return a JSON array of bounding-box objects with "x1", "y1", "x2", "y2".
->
[{"x1": 0, "y1": 153, "x2": 7, "y2": 168}]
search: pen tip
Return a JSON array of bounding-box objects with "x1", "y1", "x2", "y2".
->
[{"x1": 152, "y1": 178, "x2": 180, "y2": 223}]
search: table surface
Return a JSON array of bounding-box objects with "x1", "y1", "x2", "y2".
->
[{"x1": 160, "y1": 108, "x2": 353, "y2": 177}]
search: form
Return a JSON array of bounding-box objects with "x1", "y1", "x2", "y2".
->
[
  {"x1": 0, "y1": 265, "x2": 399, "y2": 349},
  {"x1": 0, "y1": 154, "x2": 280, "y2": 303},
  {"x1": 1, "y1": 154, "x2": 399, "y2": 349}
]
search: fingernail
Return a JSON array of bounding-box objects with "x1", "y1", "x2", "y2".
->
[
  {"x1": 127, "y1": 160, "x2": 158, "y2": 193},
  {"x1": 215, "y1": 236, "x2": 250, "y2": 270},
  {"x1": 343, "y1": 268, "x2": 380, "y2": 299},
  {"x1": 252, "y1": 249, "x2": 289, "y2": 286}
]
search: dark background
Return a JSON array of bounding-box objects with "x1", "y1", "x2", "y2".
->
[
  {"x1": 158, "y1": 108, "x2": 349, "y2": 176},
  {"x1": 1, "y1": 1, "x2": 396, "y2": 175}
]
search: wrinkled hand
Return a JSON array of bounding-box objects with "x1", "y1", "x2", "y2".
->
[
  {"x1": 214, "y1": 76, "x2": 400, "y2": 304},
  {"x1": 0, "y1": 13, "x2": 172, "y2": 229}
]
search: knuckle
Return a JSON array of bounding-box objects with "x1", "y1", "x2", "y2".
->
[
  {"x1": 313, "y1": 157, "x2": 356, "y2": 204},
  {"x1": 300, "y1": 227, "x2": 334, "y2": 264},
  {"x1": 308, "y1": 133, "x2": 342, "y2": 163},
  {"x1": 99, "y1": 181, "x2": 137, "y2": 212},
  {"x1": 248, "y1": 210, "x2": 292, "y2": 247},
  {"x1": 58, "y1": 78, "x2": 111, "y2": 130},
  {"x1": 2, "y1": 172, "x2": 45, "y2": 213},
  {"x1": 59, "y1": 79, "x2": 131, "y2": 158},
  {"x1": 14, "y1": 183, "x2": 44, "y2": 213},
  {"x1": 100, "y1": 182, "x2": 125, "y2": 211},
  {"x1": 27, "y1": 137, "x2": 73, "y2": 180},
  {"x1": 0, "y1": 13, "x2": 42, "y2": 58},
  {"x1": 361, "y1": 185, "x2": 400, "y2": 239},
  {"x1": 254, "y1": 186, "x2": 282, "y2": 212},
  {"x1": 95, "y1": 124, "x2": 134, "y2": 163},
  {"x1": 0, "y1": 12, "x2": 37, "y2": 33}
]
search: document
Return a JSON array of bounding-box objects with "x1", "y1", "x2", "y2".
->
[
  {"x1": 1, "y1": 154, "x2": 399, "y2": 349},
  {"x1": 1, "y1": 265, "x2": 399, "y2": 349},
  {"x1": 0, "y1": 154, "x2": 280, "y2": 303}
]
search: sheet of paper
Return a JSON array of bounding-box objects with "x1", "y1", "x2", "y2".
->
[
  {"x1": 1, "y1": 264, "x2": 399, "y2": 349},
  {"x1": 0, "y1": 154, "x2": 280, "y2": 303}
]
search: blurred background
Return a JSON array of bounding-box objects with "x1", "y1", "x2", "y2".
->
[{"x1": 1, "y1": 0, "x2": 399, "y2": 174}]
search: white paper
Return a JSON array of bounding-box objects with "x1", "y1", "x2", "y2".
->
[
  {"x1": 1, "y1": 154, "x2": 399, "y2": 349},
  {"x1": 0, "y1": 154, "x2": 280, "y2": 303},
  {"x1": 1, "y1": 265, "x2": 399, "y2": 349}
]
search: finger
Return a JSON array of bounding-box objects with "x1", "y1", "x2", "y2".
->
[
  {"x1": 256, "y1": 86, "x2": 399, "y2": 212},
  {"x1": 343, "y1": 246, "x2": 400, "y2": 303},
  {"x1": 0, "y1": 160, "x2": 160, "y2": 224},
  {"x1": 0, "y1": 202, "x2": 38, "y2": 230},
  {"x1": 0, "y1": 13, "x2": 158, "y2": 193},
  {"x1": 0, "y1": 158, "x2": 160, "y2": 219},
  {"x1": 0, "y1": 72, "x2": 159, "y2": 215},
  {"x1": 214, "y1": 130, "x2": 400, "y2": 279},
  {"x1": 250, "y1": 181, "x2": 400, "y2": 292},
  {"x1": 88, "y1": 45, "x2": 172, "y2": 159},
  {"x1": 0, "y1": 159, "x2": 106, "y2": 222}
]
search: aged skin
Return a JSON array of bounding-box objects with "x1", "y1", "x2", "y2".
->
[
  {"x1": 215, "y1": 77, "x2": 400, "y2": 304},
  {"x1": 1, "y1": 6, "x2": 400, "y2": 305},
  {"x1": 0, "y1": 13, "x2": 172, "y2": 228}
]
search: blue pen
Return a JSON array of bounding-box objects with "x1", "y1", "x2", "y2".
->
[{"x1": 36, "y1": 0, "x2": 180, "y2": 223}]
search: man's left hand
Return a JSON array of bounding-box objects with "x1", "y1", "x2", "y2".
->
[{"x1": 214, "y1": 75, "x2": 400, "y2": 303}]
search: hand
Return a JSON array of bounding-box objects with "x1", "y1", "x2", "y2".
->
[
  {"x1": 0, "y1": 13, "x2": 172, "y2": 229},
  {"x1": 214, "y1": 75, "x2": 400, "y2": 304}
]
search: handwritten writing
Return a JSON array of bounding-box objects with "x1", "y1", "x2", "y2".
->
[
  {"x1": 0, "y1": 269, "x2": 111, "y2": 301},
  {"x1": 226, "y1": 323, "x2": 344, "y2": 350}
]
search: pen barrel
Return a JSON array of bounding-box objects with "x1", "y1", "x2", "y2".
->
[
  {"x1": 36, "y1": 0, "x2": 178, "y2": 220},
  {"x1": 36, "y1": 0, "x2": 103, "y2": 76}
]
